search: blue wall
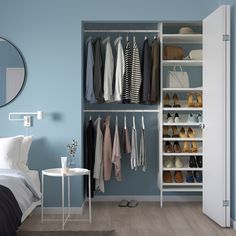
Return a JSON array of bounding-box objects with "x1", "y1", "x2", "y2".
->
[{"x1": 0, "y1": 0, "x2": 235, "y2": 220}]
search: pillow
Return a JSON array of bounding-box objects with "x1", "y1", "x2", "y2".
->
[
  {"x1": 0, "y1": 136, "x2": 24, "y2": 169},
  {"x1": 18, "y1": 136, "x2": 32, "y2": 171}
]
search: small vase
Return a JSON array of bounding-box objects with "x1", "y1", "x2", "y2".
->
[{"x1": 68, "y1": 156, "x2": 76, "y2": 168}]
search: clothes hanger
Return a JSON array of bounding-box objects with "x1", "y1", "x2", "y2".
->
[
  {"x1": 133, "y1": 114, "x2": 136, "y2": 129},
  {"x1": 144, "y1": 31, "x2": 147, "y2": 40},
  {"x1": 126, "y1": 32, "x2": 129, "y2": 42},
  {"x1": 89, "y1": 115, "x2": 92, "y2": 121},
  {"x1": 102, "y1": 36, "x2": 110, "y2": 45}
]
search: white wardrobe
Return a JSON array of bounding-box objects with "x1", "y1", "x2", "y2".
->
[{"x1": 83, "y1": 4, "x2": 231, "y2": 228}]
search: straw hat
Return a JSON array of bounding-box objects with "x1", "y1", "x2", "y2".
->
[{"x1": 178, "y1": 27, "x2": 194, "y2": 34}]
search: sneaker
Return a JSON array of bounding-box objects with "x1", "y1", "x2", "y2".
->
[
  {"x1": 188, "y1": 113, "x2": 198, "y2": 123},
  {"x1": 186, "y1": 171, "x2": 194, "y2": 183},
  {"x1": 174, "y1": 113, "x2": 180, "y2": 123},
  {"x1": 193, "y1": 171, "x2": 202, "y2": 183},
  {"x1": 167, "y1": 113, "x2": 174, "y2": 123},
  {"x1": 175, "y1": 157, "x2": 184, "y2": 168},
  {"x1": 197, "y1": 113, "x2": 202, "y2": 123},
  {"x1": 164, "y1": 157, "x2": 174, "y2": 168}
]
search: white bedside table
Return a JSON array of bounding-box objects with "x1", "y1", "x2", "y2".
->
[{"x1": 41, "y1": 168, "x2": 91, "y2": 229}]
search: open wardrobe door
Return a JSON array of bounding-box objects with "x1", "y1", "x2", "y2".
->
[{"x1": 203, "y1": 5, "x2": 230, "y2": 227}]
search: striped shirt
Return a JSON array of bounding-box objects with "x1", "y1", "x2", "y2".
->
[
  {"x1": 122, "y1": 40, "x2": 132, "y2": 103},
  {"x1": 130, "y1": 37, "x2": 142, "y2": 104}
]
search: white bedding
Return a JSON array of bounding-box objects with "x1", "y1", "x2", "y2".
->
[{"x1": 0, "y1": 169, "x2": 41, "y2": 216}]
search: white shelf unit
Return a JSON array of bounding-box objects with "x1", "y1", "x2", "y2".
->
[
  {"x1": 162, "y1": 60, "x2": 202, "y2": 67},
  {"x1": 159, "y1": 22, "x2": 203, "y2": 207},
  {"x1": 162, "y1": 34, "x2": 202, "y2": 44}
]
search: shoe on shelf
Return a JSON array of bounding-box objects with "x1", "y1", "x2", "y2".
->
[
  {"x1": 196, "y1": 93, "x2": 203, "y2": 107},
  {"x1": 187, "y1": 127, "x2": 195, "y2": 138},
  {"x1": 163, "y1": 171, "x2": 173, "y2": 183},
  {"x1": 186, "y1": 171, "x2": 194, "y2": 183},
  {"x1": 189, "y1": 156, "x2": 198, "y2": 168},
  {"x1": 183, "y1": 141, "x2": 190, "y2": 153},
  {"x1": 172, "y1": 126, "x2": 179, "y2": 138},
  {"x1": 187, "y1": 93, "x2": 195, "y2": 107},
  {"x1": 173, "y1": 141, "x2": 181, "y2": 153},
  {"x1": 196, "y1": 156, "x2": 202, "y2": 168},
  {"x1": 167, "y1": 113, "x2": 174, "y2": 123},
  {"x1": 175, "y1": 156, "x2": 184, "y2": 168},
  {"x1": 191, "y1": 141, "x2": 198, "y2": 153},
  {"x1": 174, "y1": 113, "x2": 180, "y2": 123},
  {"x1": 197, "y1": 113, "x2": 202, "y2": 123},
  {"x1": 164, "y1": 94, "x2": 172, "y2": 107},
  {"x1": 164, "y1": 157, "x2": 174, "y2": 168},
  {"x1": 173, "y1": 94, "x2": 181, "y2": 107},
  {"x1": 193, "y1": 171, "x2": 202, "y2": 183},
  {"x1": 174, "y1": 171, "x2": 184, "y2": 183},
  {"x1": 164, "y1": 141, "x2": 173, "y2": 153},
  {"x1": 163, "y1": 126, "x2": 170, "y2": 137},
  {"x1": 188, "y1": 113, "x2": 198, "y2": 123},
  {"x1": 179, "y1": 127, "x2": 187, "y2": 138}
]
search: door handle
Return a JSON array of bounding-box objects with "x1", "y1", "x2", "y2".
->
[{"x1": 199, "y1": 123, "x2": 205, "y2": 129}]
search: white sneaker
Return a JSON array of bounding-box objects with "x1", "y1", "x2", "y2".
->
[
  {"x1": 175, "y1": 157, "x2": 184, "y2": 168},
  {"x1": 164, "y1": 157, "x2": 174, "y2": 168}
]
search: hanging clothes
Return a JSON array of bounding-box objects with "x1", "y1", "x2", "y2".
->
[
  {"x1": 122, "y1": 115, "x2": 131, "y2": 154},
  {"x1": 112, "y1": 116, "x2": 122, "y2": 181},
  {"x1": 103, "y1": 37, "x2": 114, "y2": 102},
  {"x1": 103, "y1": 115, "x2": 112, "y2": 181},
  {"x1": 93, "y1": 38, "x2": 104, "y2": 103},
  {"x1": 85, "y1": 37, "x2": 96, "y2": 103},
  {"x1": 131, "y1": 115, "x2": 138, "y2": 170},
  {"x1": 85, "y1": 119, "x2": 96, "y2": 197},
  {"x1": 150, "y1": 37, "x2": 160, "y2": 104},
  {"x1": 122, "y1": 38, "x2": 132, "y2": 104},
  {"x1": 139, "y1": 115, "x2": 147, "y2": 172},
  {"x1": 130, "y1": 36, "x2": 142, "y2": 104},
  {"x1": 114, "y1": 37, "x2": 125, "y2": 102},
  {"x1": 93, "y1": 117, "x2": 105, "y2": 192},
  {"x1": 141, "y1": 38, "x2": 152, "y2": 104}
]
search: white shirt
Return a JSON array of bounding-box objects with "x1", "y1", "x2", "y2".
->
[
  {"x1": 114, "y1": 36, "x2": 125, "y2": 101},
  {"x1": 103, "y1": 37, "x2": 114, "y2": 102}
]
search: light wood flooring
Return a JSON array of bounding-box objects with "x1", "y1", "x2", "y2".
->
[{"x1": 20, "y1": 202, "x2": 236, "y2": 236}]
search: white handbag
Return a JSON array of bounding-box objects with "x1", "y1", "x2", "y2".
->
[{"x1": 166, "y1": 66, "x2": 189, "y2": 88}]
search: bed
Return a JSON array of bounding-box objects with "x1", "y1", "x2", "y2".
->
[{"x1": 0, "y1": 136, "x2": 41, "y2": 236}]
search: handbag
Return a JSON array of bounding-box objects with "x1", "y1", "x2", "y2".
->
[
  {"x1": 166, "y1": 66, "x2": 189, "y2": 88},
  {"x1": 185, "y1": 49, "x2": 202, "y2": 60},
  {"x1": 164, "y1": 45, "x2": 184, "y2": 60}
]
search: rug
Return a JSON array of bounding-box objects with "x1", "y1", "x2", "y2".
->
[{"x1": 17, "y1": 231, "x2": 116, "y2": 236}]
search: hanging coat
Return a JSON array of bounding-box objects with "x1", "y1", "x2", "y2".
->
[
  {"x1": 141, "y1": 38, "x2": 152, "y2": 104},
  {"x1": 85, "y1": 119, "x2": 96, "y2": 197},
  {"x1": 122, "y1": 39, "x2": 132, "y2": 104},
  {"x1": 103, "y1": 116, "x2": 112, "y2": 181},
  {"x1": 85, "y1": 37, "x2": 96, "y2": 103},
  {"x1": 114, "y1": 37, "x2": 125, "y2": 102},
  {"x1": 93, "y1": 117, "x2": 105, "y2": 192},
  {"x1": 150, "y1": 37, "x2": 160, "y2": 104},
  {"x1": 93, "y1": 38, "x2": 104, "y2": 103},
  {"x1": 112, "y1": 118, "x2": 122, "y2": 181},
  {"x1": 131, "y1": 36, "x2": 142, "y2": 104},
  {"x1": 103, "y1": 37, "x2": 114, "y2": 102},
  {"x1": 131, "y1": 116, "x2": 138, "y2": 170}
]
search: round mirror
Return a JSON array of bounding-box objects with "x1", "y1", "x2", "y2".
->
[{"x1": 0, "y1": 37, "x2": 26, "y2": 107}]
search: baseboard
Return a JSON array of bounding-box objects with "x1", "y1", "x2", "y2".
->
[
  {"x1": 34, "y1": 201, "x2": 85, "y2": 215},
  {"x1": 231, "y1": 218, "x2": 236, "y2": 230},
  {"x1": 90, "y1": 195, "x2": 202, "y2": 202}
]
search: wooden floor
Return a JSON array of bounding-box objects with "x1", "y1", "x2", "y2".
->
[{"x1": 21, "y1": 202, "x2": 236, "y2": 236}]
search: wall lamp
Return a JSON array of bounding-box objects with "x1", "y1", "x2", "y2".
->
[{"x1": 9, "y1": 111, "x2": 44, "y2": 127}]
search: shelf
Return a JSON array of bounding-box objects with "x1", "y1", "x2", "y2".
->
[
  {"x1": 163, "y1": 138, "x2": 202, "y2": 141},
  {"x1": 162, "y1": 187, "x2": 202, "y2": 192},
  {"x1": 162, "y1": 60, "x2": 202, "y2": 67},
  {"x1": 163, "y1": 168, "x2": 203, "y2": 171},
  {"x1": 163, "y1": 122, "x2": 202, "y2": 126},
  {"x1": 163, "y1": 153, "x2": 203, "y2": 156},
  {"x1": 163, "y1": 107, "x2": 203, "y2": 111},
  {"x1": 162, "y1": 34, "x2": 202, "y2": 44},
  {"x1": 163, "y1": 182, "x2": 202, "y2": 186},
  {"x1": 162, "y1": 88, "x2": 202, "y2": 92}
]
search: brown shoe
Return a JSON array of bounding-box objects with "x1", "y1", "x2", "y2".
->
[
  {"x1": 174, "y1": 171, "x2": 184, "y2": 183},
  {"x1": 163, "y1": 126, "x2": 170, "y2": 137},
  {"x1": 172, "y1": 126, "x2": 179, "y2": 137},
  {"x1": 179, "y1": 127, "x2": 187, "y2": 138},
  {"x1": 173, "y1": 141, "x2": 181, "y2": 153},
  {"x1": 164, "y1": 141, "x2": 173, "y2": 153},
  {"x1": 163, "y1": 171, "x2": 173, "y2": 183}
]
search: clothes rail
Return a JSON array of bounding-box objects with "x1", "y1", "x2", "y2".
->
[
  {"x1": 83, "y1": 30, "x2": 160, "y2": 33},
  {"x1": 83, "y1": 109, "x2": 159, "y2": 113}
]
